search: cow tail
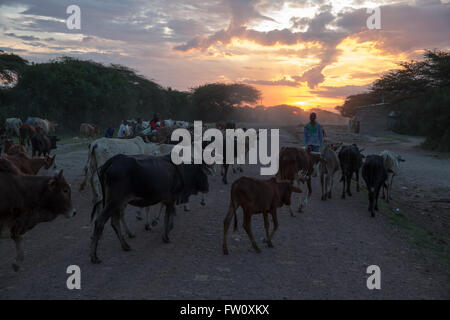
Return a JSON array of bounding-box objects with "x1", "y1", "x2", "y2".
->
[
  {"x1": 229, "y1": 187, "x2": 238, "y2": 232},
  {"x1": 79, "y1": 143, "x2": 97, "y2": 192}
]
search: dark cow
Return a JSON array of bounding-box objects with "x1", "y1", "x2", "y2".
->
[
  {"x1": 19, "y1": 124, "x2": 36, "y2": 146},
  {"x1": 31, "y1": 130, "x2": 57, "y2": 156},
  {"x1": 338, "y1": 144, "x2": 364, "y2": 199},
  {"x1": 362, "y1": 155, "x2": 388, "y2": 217},
  {"x1": 0, "y1": 159, "x2": 76, "y2": 271},
  {"x1": 276, "y1": 146, "x2": 321, "y2": 215},
  {"x1": 90, "y1": 153, "x2": 211, "y2": 263},
  {"x1": 222, "y1": 177, "x2": 301, "y2": 255}
]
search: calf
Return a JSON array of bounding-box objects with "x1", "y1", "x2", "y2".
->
[
  {"x1": 319, "y1": 144, "x2": 340, "y2": 200},
  {"x1": 0, "y1": 159, "x2": 75, "y2": 271},
  {"x1": 276, "y1": 146, "x2": 321, "y2": 215},
  {"x1": 3, "y1": 153, "x2": 56, "y2": 175},
  {"x1": 3, "y1": 140, "x2": 27, "y2": 156},
  {"x1": 222, "y1": 177, "x2": 301, "y2": 254},
  {"x1": 338, "y1": 144, "x2": 364, "y2": 199},
  {"x1": 90, "y1": 153, "x2": 210, "y2": 263},
  {"x1": 379, "y1": 150, "x2": 405, "y2": 203},
  {"x1": 362, "y1": 155, "x2": 388, "y2": 217}
]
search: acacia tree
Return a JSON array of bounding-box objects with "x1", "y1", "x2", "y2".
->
[
  {"x1": 0, "y1": 51, "x2": 28, "y2": 84},
  {"x1": 191, "y1": 83, "x2": 261, "y2": 121}
]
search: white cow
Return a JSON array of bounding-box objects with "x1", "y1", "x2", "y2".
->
[
  {"x1": 27, "y1": 118, "x2": 56, "y2": 134},
  {"x1": 79, "y1": 136, "x2": 175, "y2": 236},
  {"x1": 379, "y1": 150, "x2": 405, "y2": 204},
  {"x1": 163, "y1": 119, "x2": 175, "y2": 127},
  {"x1": 4, "y1": 118, "x2": 22, "y2": 137},
  {"x1": 175, "y1": 121, "x2": 190, "y2": 128}
]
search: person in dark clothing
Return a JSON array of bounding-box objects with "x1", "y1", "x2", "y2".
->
[{"x1": 105, "y1": 124, "x2": 114, "y2": 138}]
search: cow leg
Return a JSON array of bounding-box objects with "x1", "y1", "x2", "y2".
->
[
  {"x1": 374, "y1": 186, "x2": 381, "y2": 212},
  {"x1": 120, "y1": 208, "x2": 135, "y2": 239},
  {"x1": 11, "y1": 235, "x2": 24, "y2": 272},
  {"x1": 232, "y1": 164, "x2": 236, "y2": 173},
  {"x1": 222, "y1": 203, "x2": 236, "y2": 255},
  {"x1": 289, "y1": 180, "x2": 299, "y2": 217},
  {"x1": 328, "y1": 174, "x2": 334, "y2": 199},
  {"x1": 263, "y1": 212, "x2": 273, "y2": 248},
  {"x1": 145, "y1": 207, "x2": 152, "y2": 231},
  {"x1": 222, "y1": 164, "x2": 229, "y2": 184},
  {"x1": 367, "y1": 188, "x2": 374, "y2": 217},
  {"x1": 356, "y1": 170, "x2": 360, "y2": 192},
  {"x1": 346, "y1": 173, "x2": 352, "y2": 197},
  {"x1": 90, "y1": 210, "x2": 111, "y2": 264},
  {"x1": 299, "y1": 178, "x2": 312, "y2": 212},
  {"x1": 242, "y1": 211, "x2": 260, "y2": 253},
  {"x1": 269, "y1": 210, "x2": 279, "y2": 243},
  {"x1": 388, "y1": 176, "x2": 394, "y2": 201},
  {"x1": 111, "y1": 211, "x2": 131, "y2": 251},
  {"x1": 162, "y1": 204, "x2": 176, "y2": 243},
  {"x1": 136, "y1": 209, "x2": 143, "y2": 220},
  {"x1": 200, "y1": 193, "x2": 206, "y2": 206},
  {"x1": 320, "y1": 174, "x2": 325, "y2": 201},
  {"x1": 184, "y1": 203, "x2": 190, "y2": 211},
  {"x1": 341, "y1": 173, "x2": 346, "y2": 199}
]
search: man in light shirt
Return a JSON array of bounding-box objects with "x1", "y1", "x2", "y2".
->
[{"x1": 117, "y1": 120, "x2": 128, "y2": 138}]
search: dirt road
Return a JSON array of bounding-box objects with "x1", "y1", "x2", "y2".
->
[{"x1": 0, "y1": 127, "x2": 449, "y2": 299}]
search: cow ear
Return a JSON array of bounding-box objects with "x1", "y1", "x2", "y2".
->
[
  {"x1": 48, "y1": 178, "x2": 57, "y2": 191},
  {"x1": 57, "y1": 169, "x2": 64, "y2": 179}
]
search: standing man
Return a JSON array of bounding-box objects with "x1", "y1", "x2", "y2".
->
[
  {"x1": 117, "y1": 120, "x2": 127, "y2": 138},
  {"x1": 302, "y1": 112, "x2": 324, "y2": 152}
]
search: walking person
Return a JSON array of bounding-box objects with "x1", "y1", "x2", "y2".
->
[{"x1": 302, "y1": 112, "x2": 324, "y2": 152}]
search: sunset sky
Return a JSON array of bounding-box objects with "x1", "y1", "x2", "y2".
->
[{"x1": 1, "y1": 0, "x2": 449, "y2": 111}]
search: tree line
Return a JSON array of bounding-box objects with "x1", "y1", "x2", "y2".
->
[
  {"x1": 0, "y1": 51, "x2": 261, "y2": 133},
  {"x1": 336, "y1": 50, "x2": 450, "y2": 152}
]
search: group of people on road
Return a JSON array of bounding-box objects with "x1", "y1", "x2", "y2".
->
[{"x1": 105, "y1": 113, "x2": 162, "y2": 139}]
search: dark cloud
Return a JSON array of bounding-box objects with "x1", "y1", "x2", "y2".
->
[
  {"x1": 310, "y1": 84, "x2": 370, "y2": 98},
  {"x1": 5, "y1": 32, "x2": 40, "y2": 41}
]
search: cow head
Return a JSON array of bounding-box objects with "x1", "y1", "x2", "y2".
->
[{"x1": 42, "y1": 170, "x2": 76, "y2": 219}]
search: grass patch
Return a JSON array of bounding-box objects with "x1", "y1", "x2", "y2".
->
[{"x1": 359, "y1": 184, "x2": 450, "y2": 266}]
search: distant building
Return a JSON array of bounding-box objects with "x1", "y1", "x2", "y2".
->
[{"x1": 352, "y1": 102, "x2": 393, "y2": 136}]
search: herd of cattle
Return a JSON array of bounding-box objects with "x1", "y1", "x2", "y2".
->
[{"x1": 0, "y1": 119, "x2": 405, "y2": 271}]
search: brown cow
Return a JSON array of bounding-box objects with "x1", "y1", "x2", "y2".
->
[
  {"x1": 0, "y1": 159, "x2": 76, "y2": 271},
  {"x1": 3, "y1": 140, "x2": 28, "y2": 156},
  {"x1": 19, "y1": 124, "x2": 36, "y2": 146},
  {"x1": 80, "y1": 123, "x2": 99, "y2": 138},
  {"x1": 3, "y1": 153, "x2": 56, "y2": 175},
  {"x1": 222, "y1": 176, "x2": 301, "y2": 255},
  {"x1": 276, "y1": 146, "x2": 321, "y2": 216},
  {"x1": 216, "y1": 122, "x2": 226, "y2": 130}
]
